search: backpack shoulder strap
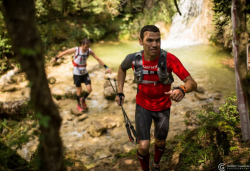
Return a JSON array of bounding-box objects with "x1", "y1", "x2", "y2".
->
[
  {"x1": 134, "y1": 50, "x2": 143, "y2": 68},
  {"x1": 87, "y1": 49, "x2": 90, "y2": 56},
  {"x1": 158, "y1": 49, "x2": 167, "y2": 70},
  {"x1": 73, "y1": 47, "x2": 80, "y2": 60}
]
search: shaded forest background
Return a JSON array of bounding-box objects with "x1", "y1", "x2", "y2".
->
[{"x1": 0, "y1": 0, "x2": 249, "y2": 65}]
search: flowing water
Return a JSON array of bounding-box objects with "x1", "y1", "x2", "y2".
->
[
  {"x1": 162, "y1": 0, "x2": 206, "y2": 48},
  {"x1": 89, "y1": 41, "x2": 235, "y2": 95}
]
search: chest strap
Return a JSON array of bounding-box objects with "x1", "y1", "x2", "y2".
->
[
  {"x1": 72, "y1": 61, "x2": 86, "y2": 67},
  {"x1": 72, "y1": 47, "x2": 89, "y2": 67}
]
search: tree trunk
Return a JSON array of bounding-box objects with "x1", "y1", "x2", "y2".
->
[
  {"x1": 232, "y1": 0, "x2": 250, "y2": 107},
  {"x1": 232, "y1": 0, "x2": 250, "y2": 140},
  {"x1": 1, "y1": 0, "x2": 64, "y2": 170}
]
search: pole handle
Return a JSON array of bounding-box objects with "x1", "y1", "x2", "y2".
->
[
  {"x1": 126, "y1": 124, "x2": 134, "y2": 142},
  {"x1": 130, "y1": 125, "x2": 140, "y2": 144}
]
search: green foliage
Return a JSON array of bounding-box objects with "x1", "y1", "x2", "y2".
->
[
  {"x1": 115, "y1": 149, "x2": 137, "y2": 158},
  {"x1": 20, "y1": 47, "x2": 37, "y2": 56},
  {"x1": 119, "y1": 1, "x2": 174, "y2": 40},
  {"x1": 170, "y1": 94, "x2": 249, "y2": 170},
  {"x1": 211, "y1": 0, "x2": 250, "y2": 48},
  {"x1": 36, "y1": 112, "x2": 51, "y2": 128},
  {"x1": 196, "y1": 93, "x2": 239, "y2": 139}
]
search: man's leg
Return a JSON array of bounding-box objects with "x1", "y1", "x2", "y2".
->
[
  {"x1": 84, "y1": 84, "x2": 92, "y2": 99},
  {"x1": 151, "y1": 108, "x2": 170, "y2": 170},
  {"x1": 135, "y1": 104, "x2": 153, "y2": 171},
  {"x1": 76, "y1": 86, "x2": 84, "y2": 111},
  {"x1": 74, "y1": 75, "x2": 84, "y2": 112},
  {"x1": 80, "y1": 73, "x2": 91, "y2": 110},
  {"x1": 153, "y1": 139, "x2": 166, "y2": 168},
  {"x1": 137, "y1": 140, "x2": 150, "y2": 171},
  {"x1": 81, "y1": 84, "x2": 92, "y2": 110}
]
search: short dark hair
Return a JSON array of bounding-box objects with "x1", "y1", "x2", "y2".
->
[
  {"x1": 82, "y1": 38, "x2": 91, "y2": 45},
  {"x1": 140, "y1": 25, "x2": 160, "y2": 40}
]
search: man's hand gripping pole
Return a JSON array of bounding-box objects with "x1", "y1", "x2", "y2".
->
[{"x1": 107, "y1": 77, "x2": 140, "y2": 144}]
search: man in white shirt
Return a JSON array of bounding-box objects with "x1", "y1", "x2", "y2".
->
[{"x1": 53, "y1": 38, "x2": 112, "y2": 112}]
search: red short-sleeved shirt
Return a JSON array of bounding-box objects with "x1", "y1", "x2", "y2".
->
[{"x1": 121, "y1": 50, "x2": 190, "y2": 111}]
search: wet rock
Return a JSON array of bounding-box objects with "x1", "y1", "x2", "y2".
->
[
  {"x1": 195, "y1": 87, "x2": 205, "y2": 94},
  {"x1": 102, "y1": 104, "x2": 109, "y2": 109},
  {"x1": 88, "y1": 121, "x2": 107, "y2": 137},
  {"x1": 104, "y1": 73, "x2": 118, "y2": 80},
  {"x1": 0, "y1": 98, "x2": 31, "y2": 116},
  {"x1": 70, "y1": 108, "x2": 82, "y2": 116},
  {"x1": 109, "y1": 134, "x2": 131, "y2": 153},
  {"x1": 77, "y1": 124, "x2": 89, "y2": 132},
  {"x1": 122, "y1": 142, "x2": 137, "y2": 153},
  {"x1": 104, "y1": 86, "x2": 116, "y2": 100},
  {"x1": 65, "y1": 86, "x2": 77, "y2": 99},
  {"x1": 77, "y1": 146, "x2": 96, "y2": 156},
  {"x1": 78, "y1": 114, "x2": 88, "y2": 121},
  {"x1": 93, "y1": 148, "x2": 112, "y2": 161},
  {"x1": 66, "y1": 115, "x2": 74, "y2": 121},
  {"x1": 0, "y1": 70, "x2": 16, "y2": 85},
  {"x1": 103, "y1": 80, "x2": 111, "y2": 89},
  {"x1": 52, "y1": 61, "x2": 61, "y2": 66},
  {"x1": 48, "y1": 77, "x2": 56, "y2": 84},
  {"x1": 195, "y1": 92, "x2": 210, "y2": 100},
  {"x1": 1, "y1": 85, "x2": 16, "y2": 92},
  {"x1": 213, "y1": 93, "x2": 222, "y2": 100},
  {"x1": 104, "y1": 118, "x2": 117, "y2": 128},
  {"x1": 88, "y1": 64, "x2": 102, "y2": 73}
]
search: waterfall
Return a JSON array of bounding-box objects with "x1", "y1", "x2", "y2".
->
[{"x1": 161, "y1": 0, "x2": 205, "y2": 48}]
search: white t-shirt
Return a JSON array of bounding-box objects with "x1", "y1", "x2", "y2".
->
[{"x1": 73, "y1": 47, "x2": 91, "y2": 75}]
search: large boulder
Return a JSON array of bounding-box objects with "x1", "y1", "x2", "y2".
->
[
  {"x1": 87, "y1": 64, "x2": 103, "y2": 73},
  {"x1": 195, "y1": 86, "x2": 205, "y2": 94},
  {"x1": 194, "y1": 92, "x2": 211, "y2": 100},
  {"x1": 88, "y1": 120, "x2": 107, "y2": 137},
  {"x1": 0, "y1": 98, "x2": 32, "y2": 117},
  {"x1": 103, "y1": 80, "x2": 116, "y2": 100},
  {"x1": 87, "y1": 118, "x2": 118, "y2": 137}
]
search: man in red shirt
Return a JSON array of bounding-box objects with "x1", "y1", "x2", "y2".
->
[{"x1": 115, "y1": 25, "x2": 197, "y2": 171}]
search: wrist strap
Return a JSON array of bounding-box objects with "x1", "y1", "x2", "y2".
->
[
  {"x1": 172, "y1": 86, "x2": 185, "y2": 96},
  {"x1": 55, "y1": 57, "x2": 59, "y2": 61},
  {"x1": 117, "y1": 93, "x2": 125, "y2": 97},
  {"x1": 104, "y1": 64, "x2": 108, "y2": 69}
]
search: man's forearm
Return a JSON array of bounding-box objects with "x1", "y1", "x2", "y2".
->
[
  {"x1": 117, "y1": 65, "x2": 126, "y2": 93},
  {"x1": 184, "y1": 79, "x2": 197, "y2": 93}
]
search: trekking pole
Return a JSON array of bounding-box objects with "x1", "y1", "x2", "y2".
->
[
  {"x1": 113, "y1": 78, "x2": 140, "y2": 144},
  {"x1": 107, "y1": 78, "x2": 134, "y2": 142}
]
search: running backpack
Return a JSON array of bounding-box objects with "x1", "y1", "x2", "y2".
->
[
  {"x1": 133, "y1": 49, "x2": 174, "y2": 85},
  {"x1": 72, "y1": 47, "x2": 89, "y2": 67}
]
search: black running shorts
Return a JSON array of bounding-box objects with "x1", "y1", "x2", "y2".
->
[
  {"x1": 135, "y1": 104, "x2": 170, "y2": 140},
  {"x1": 73, "y1": 73, "x2": 91, "y2": 87}
]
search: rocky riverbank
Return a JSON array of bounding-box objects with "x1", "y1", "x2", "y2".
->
[{"x1": 0, "y1": 53, "x2": 228, "y2": 169}]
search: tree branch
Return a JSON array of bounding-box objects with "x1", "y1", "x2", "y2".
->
[{"x1": 174, "y1": 0, "x2": 182, "y2": 16}]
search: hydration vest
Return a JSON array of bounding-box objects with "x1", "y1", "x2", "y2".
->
[
  {"x1": 72, "y1": 47, "x2": 89, "y2": 67},
  {"x1": 133, "y1": 49, "x2": 174, "y2": 85}
]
